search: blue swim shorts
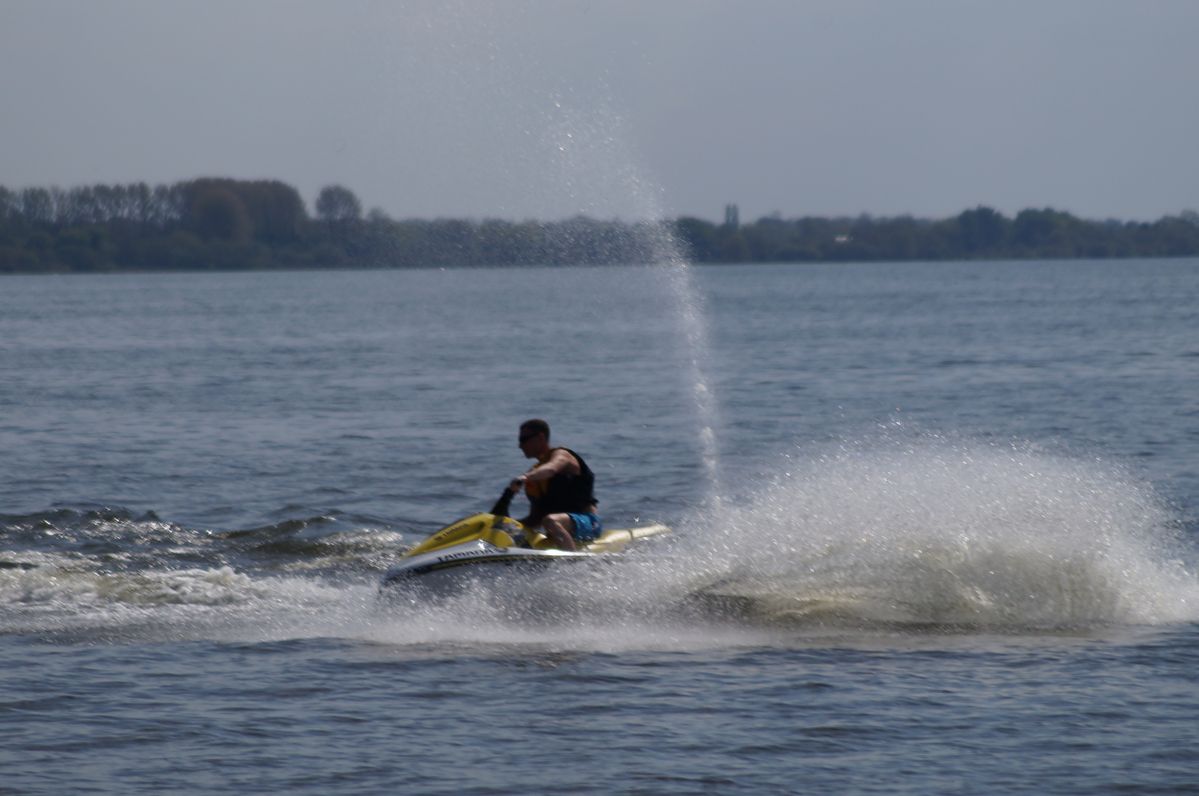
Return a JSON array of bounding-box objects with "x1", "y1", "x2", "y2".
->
[{"x1": 567, "y1": 512, "x2": 603, "y2": 543}]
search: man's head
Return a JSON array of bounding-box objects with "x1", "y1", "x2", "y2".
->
[{"x1": 518, "y1": 418, "x2": 550, "y2": 457}]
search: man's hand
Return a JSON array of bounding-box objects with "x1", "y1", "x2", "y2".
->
[{"x1": 509, "y1": 474, "x2": 528, "y2": 493}]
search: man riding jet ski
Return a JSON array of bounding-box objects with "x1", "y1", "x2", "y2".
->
[
  {"x1": 378, "y1": 421, "x2": 668, "y2": 592},
  {"x1": 508, "y1": 418, "x2": 599, "y2": 552}
]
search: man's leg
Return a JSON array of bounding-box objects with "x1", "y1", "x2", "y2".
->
[{"x1": 542, "y1": 513, "x2": 577, "y2": 551}]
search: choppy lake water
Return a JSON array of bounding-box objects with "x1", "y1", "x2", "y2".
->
[{"x1": 2, "y1": 260, "x2": 1197, "y2": 794}]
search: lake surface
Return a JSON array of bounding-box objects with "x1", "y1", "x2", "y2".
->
[{"x1": 2, "y1": 260, "x2": 1198, "y2": 794}]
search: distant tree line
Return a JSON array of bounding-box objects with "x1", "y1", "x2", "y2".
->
[
  {"x1": 2, "y1": 178, "x2": 1198, "y2": 274},
  {"x1": 680, "y1": 205, "x2": 1199, "y2": 263}
]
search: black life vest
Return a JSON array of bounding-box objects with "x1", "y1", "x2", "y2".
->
[{"x1": 528, "y1": 447, "x2": 597, "y2": 515}]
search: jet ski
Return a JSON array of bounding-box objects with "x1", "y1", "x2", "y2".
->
[{"x1": 379, "y1": 489, "x2": 670, "y2": 595}]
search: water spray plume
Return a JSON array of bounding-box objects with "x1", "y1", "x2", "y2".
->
[
  {"x1": 679, "y1": 436, "x2": 1198, "y2": 631},
  {"x1": 537, "y1": 93, "x2": 723, "y2": 505}
]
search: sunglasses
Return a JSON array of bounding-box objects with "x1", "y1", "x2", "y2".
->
[{"x1": 519, "y1": 431, "x2": 542, "y2": 443}]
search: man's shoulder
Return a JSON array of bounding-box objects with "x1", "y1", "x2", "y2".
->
[{"x1": 549, "y1": 447, "x2": 582, "y2": 471}]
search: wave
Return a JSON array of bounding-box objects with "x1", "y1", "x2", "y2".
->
[
  {"x1": 218, "y1": 514, "x2": 407, "y2": 570},
  {"x1": 0, "y1": 506, "x2": 406, "y2": 638},
  {"x1": 2, "y1": 558, "x2": 258, "y2": 608},
  {"x1": 669, "y1": 436, "x2": 1199, "y2": 631},
  {"x1": 0, "y1": 506, "x2": 408, "y2": 573},
  {"x1": 4, "y1": 440, "x2": 1196, "y2": 646}
]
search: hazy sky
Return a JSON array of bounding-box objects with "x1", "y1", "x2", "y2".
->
[{"x1": 3, "y1": 0, "x2": 1197, "y2": 222}]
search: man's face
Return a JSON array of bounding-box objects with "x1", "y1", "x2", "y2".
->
[{"x1": 518, "y1": 427, "x2": 545, "y2": 457}]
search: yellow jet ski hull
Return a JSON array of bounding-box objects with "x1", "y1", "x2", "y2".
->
[{"x1": 379, "y1": 513, "x2": 670, "y2": 592}]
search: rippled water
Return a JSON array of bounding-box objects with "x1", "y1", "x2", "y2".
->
[{"x1": 2, "y1": 260, "x2": 1198, "y2": 794}]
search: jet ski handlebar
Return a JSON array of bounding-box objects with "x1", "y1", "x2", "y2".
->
[{"x1": 489, "y1": 487, "x2": 516, "y2": 518}]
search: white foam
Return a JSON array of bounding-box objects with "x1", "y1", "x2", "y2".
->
[
  {"x1": 677, "y1": 436, "x2": 1199, "y2": 629},
  {"x1": 7, "y1": 437, "x2": 1191, "y2": 647}
]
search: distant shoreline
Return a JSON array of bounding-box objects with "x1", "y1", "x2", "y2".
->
[
  {"x1": 4, "y1": 178, "x2": 1198, "y2": 274},
  {"x1": 7, "y1": 255, "x2": 1199, "y2": 280}
]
